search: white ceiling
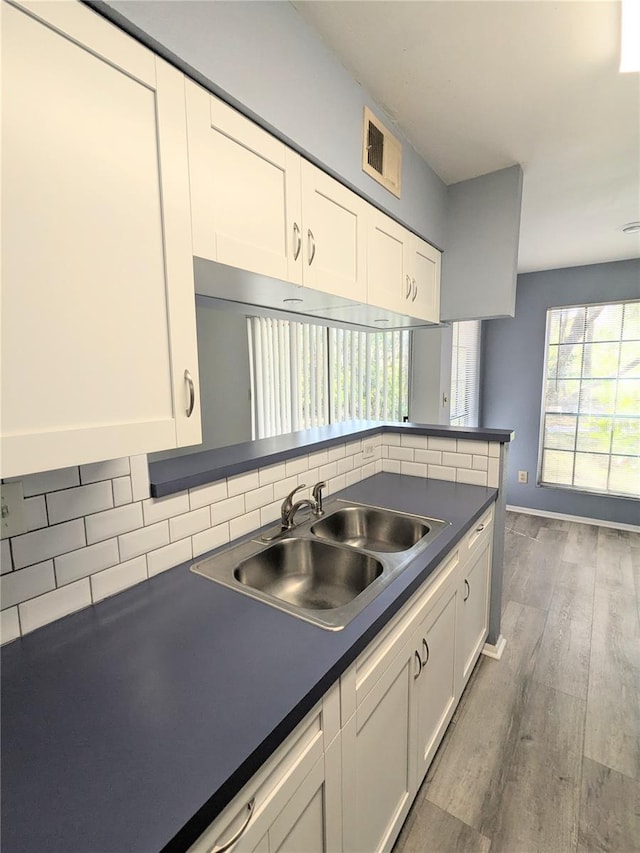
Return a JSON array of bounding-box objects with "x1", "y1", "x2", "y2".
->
[{"x1": 292, "y1": 0, "x2": 640, "y2": 274}]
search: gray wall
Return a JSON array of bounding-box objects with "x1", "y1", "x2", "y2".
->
[
  {"x1": 482, "y1": 259, "x2": 640, "y2": 525},
  {"x1": 441, "y1": 165, "x2": 523, "y2": 321},
  {"x1": 102, "y1": 0, "x2": 447, "y2": 248}
]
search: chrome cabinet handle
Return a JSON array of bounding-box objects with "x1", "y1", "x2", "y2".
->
[
  {"x1": 293, "y1": 222, "x2": 301, "y2": 261},
  {"x1": 412, "y1": 278, "x2": 417, "y2": 302},
  {"x1": 414, "y1": 649, "x2": 422, "y2": 679},
  {"x1": 184, "y1": 369, "x2": 195, "y2": 417},
  {"x1": 209, "y1": 798, "x2": 255, "y2": 853},
  {"x1": 405, "y1": 274, "x2": 412, "y2": 298},
  {"x1": 464, "y1": 579, "x2": 470, "y2": 602},
  {"x1": 421, "y1": 638, "x2": 430, "y2": 666},
  {"x1": 308, "y1": 229, "x2": 316, "y2": 265},
  {"x1": 476, "y1": 523, "x2": 485, "y2": 532}
]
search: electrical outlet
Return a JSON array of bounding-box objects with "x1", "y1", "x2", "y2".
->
[
  {"x1": 362, "y1": 442, "x2": 375, "y2": 460},
  {"x1": 1, "y1": 481, "x2": 27, "y2": 539},
  {"x1": 518, "y1": 470, "x2": 528, "y2": 484}
]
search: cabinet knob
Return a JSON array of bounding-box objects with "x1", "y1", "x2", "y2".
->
[
  {"x1": 209, "y1": 798, "x2": 255, "y2": 853},
  {"x1": 463, "y1": 579, "x2": 470, "y2": 602},
  {"x1": 184, "y1": 369, "x2": 195, "y2": 418}
]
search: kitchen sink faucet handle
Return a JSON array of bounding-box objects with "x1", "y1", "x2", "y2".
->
[
  {"x1": 311, "y1": 481, "x2": 326, "y2": 515},
  {"x1": 281, "y1": 484, "x2": 306, "y2": 528}
]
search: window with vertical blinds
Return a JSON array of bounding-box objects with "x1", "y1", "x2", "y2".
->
[
  {"x1": 247, "y1": 317, "x2": 410, "y2": 439},
  {"x1": 538, "y1": 300, "x2": 640, "y2": 498},
  {"x1": 450, "y1": 321, "x2": 481, "y2": 427}
]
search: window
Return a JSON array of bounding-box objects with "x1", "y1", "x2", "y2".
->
[
  {"x1": 538, "y1": 300, "x2": 640, "y2": 499},
  {"x1": 248, "y1": 317, "x2": 410, "y2": 439},
  {"x1": 450, "y1": 321, "x2": 481, "y2": 427}
]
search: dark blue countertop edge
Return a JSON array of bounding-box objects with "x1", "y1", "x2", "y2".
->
[
  {"x1": 150, "y1": 421, "x2": 514, "y2": 497},
  {"x1": 161, "y1": 482, "x2": 498, "y2": 852}
]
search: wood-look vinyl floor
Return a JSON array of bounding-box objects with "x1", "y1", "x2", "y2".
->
[{"x1": 394, "y1": 512, "x2": 640, "y2": 853}]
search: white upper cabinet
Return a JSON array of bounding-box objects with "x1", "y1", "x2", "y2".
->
[
  {"x1": 409, "y1": 236, "x2": 441, "y2": 323},
  {"x1": 186, "y1": 80, "x2": 303, "y2": 284},
  {"x1": 1, "y1": 0, "x2": 201, "y2": 478},
  {"x1": 300, "y1": 162, "x2": 368, "y2": 303}
]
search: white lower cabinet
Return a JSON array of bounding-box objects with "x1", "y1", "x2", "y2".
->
[{"x1": 190, "y1": 503, "x2": 494, "y2": 853}]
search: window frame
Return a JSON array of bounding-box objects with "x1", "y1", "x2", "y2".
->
[{"x1": 536, "y1": 298, "x2": 640, "y2": 501}]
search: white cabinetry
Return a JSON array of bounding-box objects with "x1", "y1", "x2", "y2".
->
[
  {"x1": 1, "y1": 0, "x2": 201, "y2": 478},
  {"x1": 188, "y1": 685, "x2": 341, "y2": 853},
  {"x1": 410, "y1": 236, "x2": 441, "y2": 323}
]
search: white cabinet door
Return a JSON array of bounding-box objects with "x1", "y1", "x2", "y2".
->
[
  {"x1": 269, "y1": 757, "x2": 326, "y2": 853},
  {"x1": 186, "y1": 81, "x2": 303, "y2": 284},
  {"x1": 409, "y1": 237, "x2": 441, "y2": 323},
  {"x1": 459, "y1": 539, "x2": 492, "y2": 685},
  {"x1": 342, "y1": 638, "x2": 416, "y2": 853},
  {"x1": 300, "y1": 161, "x2": 367, "y2": 303},
  {"x1": 366, "y1": 209, "x2": 411, "y2": 316},
  {"x1": 1, "y1": 0, "x2": 201, "y2": 478},
  {"x1": 413, "y1": 582, "x2": 458, "y2": 785}
]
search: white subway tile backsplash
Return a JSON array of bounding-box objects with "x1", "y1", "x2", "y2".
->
[
  {"x1": 1, "y1": 607, "x2": 20, "y2": 645},
  {"x1": 326, "y1": 444, "x2": 346, "y2": 462},
  {"x1": 308, "y1": 450, "x2": 329, "y2": 468},
  {"x1": 327, "y1": 474, "x2": 347, "y2": 495},
  {"x1": 245, "y1": 484, "x2": 274, "y2": 512},
  {"x1": 260, "y1": 500, "x2": 282, "y2": 527},
  {"x1": 319, "y1": 461, "x2": 338, "y2": 481},
  {"x1": 229, "y1": 510, "x2": 261, "y2": 541},
  {"x1": 148, "y1": 538, "x2": 192, "y2": 577},
  {"x1": 211, "y1": 495, "x2": 245, "y2": 524},
  {"x1": 119, "y1": 522, "x2": 169, "y2": 562},
  {"x1": 427, "y1": 437, "x2": 457, "y2": 452},
  {"x1": 228, "y1": 470, "x2": 260, "y2": 497},
  {"x1": 382, "y1": 459, "x2": 401, "y2": 474},
  {"x1": 12, "y1": 520, "x2": 86, "y2": 570},
  {"x1": 284, "y1": 456, "x2": 308, "y2": 477},
  {"x1": 1, "y1": 561, "x2": 56, "y2": 609},
  {"x1": 427, "y1": 465, "x2": 457, "y2": 482},
  {"x1": 55, "y1": 539, "x2": 119, "y2": 586},
  {"x1": 273, "y1": 476, "x2": 299, "y2": 501},
  {"x1": 400, "y1": 434, "x2": 427, "y2": 450},
  {"x1": 442, "y1": 452, "x2": 472, "y2": 469},
  {"x1": 488, "y1": 457, "x2": 500, "y2": 488},
  {"x1": 47, "y1": 481, "x2": 113, "y2": 525},
  {"x1": 80, "y1": 458, "x2": 129, "y2": 484},
  {"x1": 189, "y1": 479, "x2": 227, "y2": 510},
  {"x1": 361, "y1": 462, "x2": 375, "y2": 480},
  {"x1": 129, "y1": 455, "x2": 151, "y2": 501},
  {"x1": 169, "y1": 507, "x2": 210, "y2": 542},
  {"x1": 375, "y1": 459, "x2": 383, "y2": 474},
  {"x1": 488, "y1": 442, "x2": 501, "y2": 458},
  {"x1": 19, "y1": 579, "x2": 91, "y2": 634},
  {"x1": 458, "y1": 440, "x2": 488, "y2": 456},
  {"x1": 300, "y1": 469, "x2": 319, "y2": 490},
  {"x1": 388, "y1": 446, "x2": 414, "y2": 462},
  {"x1": 380, "y1": 446, "x2": 389, "y2": 459},
  {"x1": 456, "y1": 469, "x2": 488, "y2": 487},
  {"x1": 336, "y1": 456, "x2": 354, "y2": 474},
  {"x1": 414, "y1": 449, "x2": 442, "y2": 465},
  {"x1": 112, "y1": 476, "x2": 133, "y2": 507},
  {"x1": 25, "y1": 496, "x2": 48, "y2": 532},
  {"x1": 192, "y1": 523, "x2": 229, "y2": 558},
  {"x1": 345, "y1": 469, "x2": 362, "y2": 487},
  {"x1": 258, "y1": 463, "x2": 286, "y2": 486},
  {"x1": 400, "y1": 461, "x2": 428, "y2": 478},
  {"x1": 91, "y1": 557, "x2": 147, "y2": 603},
  {"x1": 384, "y1": 433, "x2": 401, "y2": 446},
  {"x1": 1, "y1": 540, "x2": 12, "y2": 574},
  {"x1": 86, "y1": 503, "x2": 143, "y2": 545},
  {"x1": 142, "y1": 492, "x2": 189, "y2": 526},
  {"x1": 13, "y1": 466, "x2": 80, "y2": 498},
  {"x1": 346, "y1": 440, "x2": 362, "y2": 455},
  {"x1": 472, "y1": 455, "x2": 489, "y2": 471}
]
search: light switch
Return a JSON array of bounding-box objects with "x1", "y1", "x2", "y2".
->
[{"x1": 1, "y1": 482, "x2": 27, "y2": 539}]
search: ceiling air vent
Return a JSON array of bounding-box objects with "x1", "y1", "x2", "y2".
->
[{"x1": 362, "y1": 106, "x2": 402, "y2": 198}]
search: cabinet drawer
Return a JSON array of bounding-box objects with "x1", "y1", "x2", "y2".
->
[
  {"x1": 340, "y1": 547, "x2": 460, "y2": 721},
  {"x1": 460, "y1": 504, "x2": 494, "y2": 561},
  {"x1": 188, "y1": 684, "x2": 339, "y2": 853}
]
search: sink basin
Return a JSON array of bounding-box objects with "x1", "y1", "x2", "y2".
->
[
  {"x1": 311, "y1": 505, "x2": 440, "y2": 552},
  {"x1": 234, "y1": 538, "x2": 383, "y2": 610}
]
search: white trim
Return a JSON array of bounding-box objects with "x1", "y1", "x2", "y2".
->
[
  {"x1": 482, "y1": 635, "x2": 506, "y2": 660},
  {"x1": 506, "y1": 504, "x2": 640, "y2": 534}
]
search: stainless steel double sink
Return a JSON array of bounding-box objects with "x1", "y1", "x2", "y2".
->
[{"x1": 191, "y1": 500, "x2": 450, "y2": 630}]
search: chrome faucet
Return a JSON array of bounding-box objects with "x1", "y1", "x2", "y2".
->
[{"x1": 280, "y1": 482, "x2": 325, "y2": 531}]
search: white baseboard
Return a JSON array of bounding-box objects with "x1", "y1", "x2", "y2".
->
[
  {"x1": 482, "y1": 635, "x2": 506, "y2": 660},
  {"x1": 506, "y1": 505, "x2": 640, "y2": 534}
]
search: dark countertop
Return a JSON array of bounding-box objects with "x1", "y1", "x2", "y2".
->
[
  {"x1": 149, "y1": 420, "x2": 514, "y2": 496},
  {"x1": 1, "y1": 474, "x2": 496, "y2": 853}
]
